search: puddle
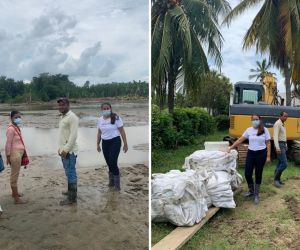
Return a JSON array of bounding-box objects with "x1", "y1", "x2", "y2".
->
[{"x1": 0, "y1": 126, "x2": 148, "y2": 168}]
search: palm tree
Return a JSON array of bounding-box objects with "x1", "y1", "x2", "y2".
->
[
  {"x1": 224, "y1": 0, "x2": 300, "y2": 106},
  {"x1": 249, "y1": 59, "x2": 272, "y2": 82},
  {"x1": 152, "y1": 0, "x2": 231, "y2": 112}
]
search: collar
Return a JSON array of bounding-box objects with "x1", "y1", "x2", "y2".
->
[
  {"x1": 278, "y1": 119, "x2": 285, "y2": 126},
  {"x1": 61, "y1": 110, "x2": 71, "y2": 118}
]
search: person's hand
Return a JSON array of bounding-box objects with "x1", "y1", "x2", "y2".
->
[
  {"x1": 97, "y1": 145, "x2": 101, "y2": 152},
  {"x1": 58, "y1": 150, "x2": 61, "y2": 156},
  {"x1": 276, "y1": 149, "x2": 281, "y2": 156},
  {"x1": 60, "y1": 150, "x2": 68, "y2": 158},
  {"x1": 266, "y1": 156, "x2": 271, "y2": 163},
  {"x1": 227, "y1": 146, "x2": 232, "y2": 153},
  {"x1": 123, "y1": 144, "x2": 128, "y2": 153},
  {"x1": 6, "y1": 156, "x2": 11, "y2": 165}
]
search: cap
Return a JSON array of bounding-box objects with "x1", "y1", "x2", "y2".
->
[{"x1": 57, "y1": 97, "x2": 69, "y2": 104}]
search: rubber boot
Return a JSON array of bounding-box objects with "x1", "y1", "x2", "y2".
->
[
  {"x1": 62, "y1": 183, "x2": 70, "y2": 196},
  {"x1": 60, "y1": 183, "x2": 77, "y2": 205},
  {"x1": 254, "y1": 184, "x2": 260, "y2": 205},
  {"x1": 11, "y1": 186, "x2": 27, "y2": 204},
  {"x1": 108, "y1": 172, "x2": 114, "y2": 188},
  {"x1": 274, "y1": 170, "x2": 282, "y2": 188},
  {"x1": 113, "y1": 175, "x2": 121, "y2": 191},
  {"x1": 278, "y1": 171, "x2": 285, "y2": 185},
  {"x1": 243, "y1": 184, "x2": 254, "y2": 199}
]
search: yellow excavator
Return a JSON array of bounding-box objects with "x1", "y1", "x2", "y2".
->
[{"x1": 225, "y1": 75, "x2": 300, "y2": 164}]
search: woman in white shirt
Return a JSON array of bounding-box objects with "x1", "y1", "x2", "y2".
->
[
  {"x1": 228, "y1": 114, "x2": 271, "y2": 205},
  {"x1": 97, "y1": 103, "x2": 128, "y2": 191}
]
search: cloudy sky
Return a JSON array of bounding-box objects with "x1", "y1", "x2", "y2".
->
[
  {"x1": 0, "y1": 0, "x2": 149, "y2": 85},
  {"x1": 214, "y1": 0, "x2": 285, "y2": 92}
]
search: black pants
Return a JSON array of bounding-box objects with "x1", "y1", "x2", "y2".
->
[
  {"x1": 245, "y1": 148, "x2": 267, "y2": 185},
  {"x1": 102, "y1": 136, "x2": 121, "y2": 175}
]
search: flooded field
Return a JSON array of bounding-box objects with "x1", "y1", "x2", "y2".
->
[{"x1": 0, "y1": 100, "x2": 149, "y2": 250}]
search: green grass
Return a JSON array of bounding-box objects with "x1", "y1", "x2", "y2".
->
[
  {"x1": 151, "y1": 131, "x2": 300, "y2": 249},
  {"x1": 152, "y1": 130, "x2": 226, "y2": 173}
]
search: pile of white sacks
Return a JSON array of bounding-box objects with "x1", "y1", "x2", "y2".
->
[{"x1": 151, "y1": 148, "x2": 243, "y2": 226}]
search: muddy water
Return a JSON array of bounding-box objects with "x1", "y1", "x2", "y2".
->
[
  {"x1": 0, "y1": 102, "x2": 148, "y2": 128},
  {"x1": 0, "y1": 126, "x2": 148, "y2": 168}
]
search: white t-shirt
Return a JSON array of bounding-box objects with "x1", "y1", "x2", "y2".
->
[
  {"x1": 242, "y1": 127, "x2": 271, "y2": 151},
  {"x1": 97, "y1": 116, "x2": 123, "y2": 140}
]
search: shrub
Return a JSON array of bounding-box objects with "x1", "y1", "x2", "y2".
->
[
  {"x1": 152, "y1": 106, "x2": 216, "y2": 149},
  {"x1": 215, "y1": 115, "x2": 230, "y2": 131}
]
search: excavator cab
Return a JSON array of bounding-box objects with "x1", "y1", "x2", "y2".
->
[{"x1": 232, "y1": 82, "x2": 264, "y2": 105}]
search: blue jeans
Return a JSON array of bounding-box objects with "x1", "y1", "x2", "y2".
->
[
  {"x1": 61, "y1": 153, "x2": 77, "y2": 184},
  {"x1": 276, "y1": 142, "x2": 287, "y2": 172}
]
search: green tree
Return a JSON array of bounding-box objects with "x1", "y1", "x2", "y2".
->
[
  {"x1": 249, "y1": 59, "x2": 272, "y2": 82},
  {"x1": 224, "y1": 0, "x2": 300, "y2": 106},
  {"x1": 152, "y1": 0, "x2": 231, "y2": 113},
  {"x1": 195, "y1": 70, "x2": 232, "y2": 115}
]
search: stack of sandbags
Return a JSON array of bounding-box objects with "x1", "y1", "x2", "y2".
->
[
  {"x1": 183, "y1": 150, "x2": 242, "y2": 208},
  {"x1": 151, "y1": 170, "x2": 208, "y2": 226},
  {"x1": 183, "y1": 150, "x2": 242, "y2": 191}
]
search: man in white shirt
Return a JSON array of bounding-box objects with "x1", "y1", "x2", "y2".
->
[
  {"x1": 273, "y1": 111, "x2": 288, "y2": 188},
  {"x1": 57, "y1": 97, "x2": 79, "y2": 205}
]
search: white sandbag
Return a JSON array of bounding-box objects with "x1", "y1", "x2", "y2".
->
[
  {"x1": 151, "y1": 170, "x2": 208, "y2": 226},
  {"x1": 183, "y1": 150, "x2": 238, "y2": 173},
  {"x1": 206, "y1": 171, "x2": 236, "y2": 208}
]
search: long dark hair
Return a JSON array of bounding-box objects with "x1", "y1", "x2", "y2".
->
[
  {"x1": 252, "y1": 114, "x2": 265, "y2": 136},
  {"x1": 10, "y1": 110, "x2": 20, "y2": 118},
  {"x1": 101, "y1": 102, "x2": 118, "y2": 125}
]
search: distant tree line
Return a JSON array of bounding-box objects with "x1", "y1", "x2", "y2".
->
[{"x1": 0, "y1": 73, "x2": 148, "y2": 103}]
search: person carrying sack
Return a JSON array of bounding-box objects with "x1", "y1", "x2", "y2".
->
[{"x1": 5, "y1": 110, "x2": 29, "y2": 204}]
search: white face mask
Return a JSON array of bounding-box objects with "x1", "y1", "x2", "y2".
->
[
  {"x1": 101, "y1": 110, "x2": 111, "y2": 117},
  {"x1": 252, "y1": 120, "x2": 260, "y2": 128},
  {"x1": 14, "y1": 118, "x2": 22, "y2": 126}
]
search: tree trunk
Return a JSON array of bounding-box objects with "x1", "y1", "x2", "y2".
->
[
  {"x1": 284, "y1": 66, "x2": 292, "y2": 106},
  {"x1": 168, "y1": 69, "x2": 176, "y2": 113}
]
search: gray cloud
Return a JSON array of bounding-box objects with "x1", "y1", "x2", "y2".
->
[{"x1": 0, "y1": 0, "x2": 149, "y2": 84}]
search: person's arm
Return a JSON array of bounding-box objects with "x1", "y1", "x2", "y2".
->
[
  {"x1": 97, "y1": 129, "x2": 102, "y2": 152},
  {"x1": 118, "y1": 127, "x2": 128, "y2": 153},
  {"x1": 228, "y1": 136, "x2": 247, "y2": 152},
  {"x1": 62, "y1": 115, "x2": 78, "y2": 156},
  {"x1": 273, "y1": 122, "x2": 280, "y2": 154},
  {"x1": 266, "y1": 140, "x2": 271, "y2": 162},
  {"x1": 5, "y1": 128, "x2": 14, "y2": 165}
]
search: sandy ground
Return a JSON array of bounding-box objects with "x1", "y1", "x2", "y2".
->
[
  {"x1": 0, "y1": 158, "x2": 149, "y2": 250},
  {"x1": 0, "y1": 99, "x2": 149, "y2": 250}
]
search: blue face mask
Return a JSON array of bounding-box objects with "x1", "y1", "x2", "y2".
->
[
  {"x1": 102, "y1": 110, "x2": 111, "y2": 117},
  {"x1": 252, "y1": 120, "x2": 260, "y2": 128},
  {"x1": 14, "y1": 118, "x2": 22, "y2": 126}
]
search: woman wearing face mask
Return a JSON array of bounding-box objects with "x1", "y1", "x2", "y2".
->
[
  {"x1": 228, "y1": 114, "x2": 271, "y2": 205},
  {"x1": 96, "y1": 103, "x2": 128, "y2": 191},
  {"x1": 5, "y1": 110, "x2": 27, "y2": 204}
]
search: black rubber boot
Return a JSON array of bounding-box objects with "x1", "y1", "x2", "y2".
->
[
  {"x1": 277, "y1": 171, "x2": 285, "y2": 185},
  {"x1": 243, "y1": 184, "x2": 254, "y2": 199},
  {"x1": 274, "y1": 170, "x2": 282, "y2": 188},
  {"x1": 113, "y1": 175, "x2": 121, "y2": 191},
  {"x1": 62, "y1": 183, "x2": 70, "y2": 196},
  {"x1": 254, "y1": 184, "x2": 260, "y2": 205},
  {"x1": 60, "y1": 183, "x2": 77, "y2": 205},
  {"x1": 108, "y1": 172, "x2": 114, "y2": 187}
]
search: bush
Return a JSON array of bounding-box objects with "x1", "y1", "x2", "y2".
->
[
  {"x1": 152, "y1": 106, "x2": 216, "y2": 149},
  {"x1": 215, "y1": 115, "x2": 230, "y2": 131}
]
